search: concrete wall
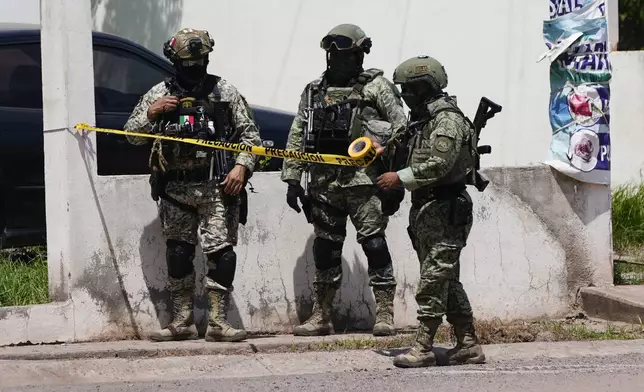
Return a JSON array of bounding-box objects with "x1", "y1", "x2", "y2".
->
[
  {"x1": 1, "y1": 167, "x2": 612, "y2": 345},
  {"x1": 609, "y1": 51, "x2": 644, "y2": 186}
]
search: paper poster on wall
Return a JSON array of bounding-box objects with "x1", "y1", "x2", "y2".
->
[{"x1": 538, "y1": 0, "x2": 611, "y2": 185}]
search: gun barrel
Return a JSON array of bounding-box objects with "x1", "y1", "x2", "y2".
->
[{"x1": 302, "y1": 85, "x2": 314, "y2": 153}]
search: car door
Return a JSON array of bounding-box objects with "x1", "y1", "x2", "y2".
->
[
  {"x1": 0, "y1": 42, "x2": 46, "y2": 246},
  {"x1": 92, "y1": 43, "x2": 173, "y2": 176}
]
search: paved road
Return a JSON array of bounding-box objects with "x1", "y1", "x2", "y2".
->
[{"x1": 2, "y1": 342, "x2": 644, "y2": 391}]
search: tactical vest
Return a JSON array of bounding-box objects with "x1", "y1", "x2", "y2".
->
[
  {"x1": 154, "y1": 75, "x2": 236, "y2": 181},
  {"x1": 305, "y1": 68, "x2": 384, "y2": 155},
  {"x1": 407, "y1": 104, "x2": 477, "y2": 188}
]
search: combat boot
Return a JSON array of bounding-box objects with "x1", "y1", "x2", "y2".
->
[
  {"x1": 149, "y1": 276, "x2": 198, "y2": 341},
  {"x1": 205, "y1": 288, "x2": 247, "y2": 342},
  {"x1": 446, "y1": 317, "x2": 486, "y2": 364},
  {"x1": 372, "y1": 286, "x2": 395, "y2": 336},
  {"x1": 393, "y1": 319, "x2": 441, "y2": 368},
  {"x1": 293, "y1": 282, "x2": 336, "y2": 336}
]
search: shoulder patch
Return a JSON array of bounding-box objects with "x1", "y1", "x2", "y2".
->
[{"x1": 434, "y1": 135, "x2": 454, "y2": 153}]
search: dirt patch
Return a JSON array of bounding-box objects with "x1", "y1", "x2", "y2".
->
[{"x1": 288, "y1": 313, "x2": 644, "y2": 353}]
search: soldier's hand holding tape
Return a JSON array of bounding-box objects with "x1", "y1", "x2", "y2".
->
[{"x1": 369, "y1": 138, "x2": 387, "y2": 158}]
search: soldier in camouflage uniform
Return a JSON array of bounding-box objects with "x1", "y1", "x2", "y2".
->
[
  {"x1": 376, "y1": 55, "x2": 486, "y2": 367},
  {"x1": 124, "y1": 28, "x2": 261, "y2": 343},
  {"x1": 281, "y1": 24, "x2": 407, "y2": 337}
]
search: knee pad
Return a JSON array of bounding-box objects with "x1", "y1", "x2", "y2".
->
[
  {"x1": 206, "y1": 246, "x2": 237, "y2": 289},
  {"x1": 313, "y1": 237, "x2": 343, "y2": 270},
  {"x1": 361, "y1": 235, "x2": 392, "y2": 270},
  {"x1": 166, "y1": 239, "x2": 195, "y2": 279}
]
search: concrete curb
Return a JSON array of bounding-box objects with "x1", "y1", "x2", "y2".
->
[
  {"x1": 580, "y1": 286, "x2": 644, "y2": 324},
  {"x1": 0, "y1": 333, "x2": 415, "y2": 361},
  {"x1": 3, "y1": 333, "x2": 644, "y2": 362}
]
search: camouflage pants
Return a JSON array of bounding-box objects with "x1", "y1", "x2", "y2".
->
[
  {"x1": 159, "y1": 181, "x2": 240, "y2": 255},
  {"x1": 408, "y1": 190, "x2": 474, "y2": 322},
  {"x1": 310, "y1": 184, "x2": 395, "y2": 287}
]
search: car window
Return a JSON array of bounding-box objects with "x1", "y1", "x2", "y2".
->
[
  {"x1": 0, "y1": 44, "x2": 43, "y2": 109},
  {"x1": 93, "y1": 46, "x2": 170, "y2": 113}
]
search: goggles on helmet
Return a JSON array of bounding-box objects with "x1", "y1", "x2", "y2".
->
[{"x1": 321, "y1": 35, "x2": 355, "y2": 51}]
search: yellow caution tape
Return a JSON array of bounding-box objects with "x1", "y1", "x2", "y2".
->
[{"x1": 74, "y1": 124, "x2": 379, "y2": 167}]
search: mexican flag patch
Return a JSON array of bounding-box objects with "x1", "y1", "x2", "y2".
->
[{"x1": 179, "y1": 114, "x2": 194, "y2": 128}]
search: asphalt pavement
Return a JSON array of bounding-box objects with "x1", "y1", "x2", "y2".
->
[{"x1": 2, "y1": 339, "x2": 643, "y2": 391}]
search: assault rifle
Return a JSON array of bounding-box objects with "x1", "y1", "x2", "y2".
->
[
  {"x1": 469, "y1": 97, "x2": 502, "y2": 192},
  {"x1": 297, "y1": 84, "x2": 314, "y2": 223}
]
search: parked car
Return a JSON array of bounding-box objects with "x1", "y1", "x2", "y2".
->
[{"x1": 0, "y1": 23, "x2": 294, "y2": 249}]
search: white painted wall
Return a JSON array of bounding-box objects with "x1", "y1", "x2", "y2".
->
[
  {"x1": 608, "y1": 51, "x2": 644, "y2": 186},
  {"x1": 0, "y1": 0, "x2": 39, "y2": 24}
]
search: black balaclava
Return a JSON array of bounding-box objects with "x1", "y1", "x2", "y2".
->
[
  {"x1": 326, "y1": 49, "x2": 364, "y2": 87},
  {"x1": 401, "y1": 81, "x2": 443, "y2": 115},
  {"x1": 175, "y1": 56, "x2": 208, "y2": 89}
]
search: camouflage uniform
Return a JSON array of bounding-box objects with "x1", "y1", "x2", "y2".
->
[
  {"x1": 124, "y1": 28, "x2": 261, "y2": 343},
  {"x1": 386, "y1": 56, "x2": 486, "y2": 368},
  {"x1": 281, "y1": 24, "x2": 407, "y2": 336}
]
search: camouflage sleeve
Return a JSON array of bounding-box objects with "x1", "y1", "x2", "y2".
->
[
  {"x1": 396, "y1": 113, "x2": 465, "y2": 191},
  {"x1": 280, "y1": 85, "x2": 308, "y2": 183},
  {"x1": 123, "y1": 82, "x2": 168, "y2": 146},
  {"x1": 230, "y1": 89, "x2": 262, "y2": 174},
  {"x1": 371, "y1": 76, "x2": 407, "y2": 143}
]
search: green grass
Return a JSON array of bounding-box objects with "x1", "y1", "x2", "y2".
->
[
  {"x1": 611, "y1": 182, "x2": 644, "y2": 284},
  {"x1": 0, "y1": 246, "x2": 49, "y2": 307},
  {"x1": 614, "y1": 260, "x2": 644, "y2": 285},
  {"x1": 612, "y1": 182, "x2": 644, "y2": 254}
]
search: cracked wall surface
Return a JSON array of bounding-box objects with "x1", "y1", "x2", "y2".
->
[
  {"x1": 483, "y1": 167, "x2": 613, "y2": 306},
  {"x1": 1, "y1": 166, "x2": 612, "y2": 346}
]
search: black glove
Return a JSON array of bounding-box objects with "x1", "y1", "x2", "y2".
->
[
  {"x1": 286, "y1": 180, "x2": 305, "y2": 213},
  {"x1": 286, "y1": 180, "x2": 312, "y2": 223},
  {"x1": 378, "y1": 185, "x2": 405, "y2": 216}
]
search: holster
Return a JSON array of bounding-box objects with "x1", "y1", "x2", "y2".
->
[
  {"x1": 149, "y1": 167, "x2": 166, "y2": 202},
  {"x1": 239, "y1": 188, "x2": 248, "y2": 225},
  {"x1": 411, "y1": 181, "x2": 467, "y2": 225},
  {"x1": 220, "y1": 178, "x2": 249, "y2": 226}
]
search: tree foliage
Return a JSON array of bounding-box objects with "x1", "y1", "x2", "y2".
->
[{"x1": 618, "y1": 0, "x2": 644, "y2": 50}]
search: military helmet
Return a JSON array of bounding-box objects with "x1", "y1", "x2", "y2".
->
[
  {"x1": 320, "y1": 24, "x2": 372, "y2": 54},
  {"x1": 392, "y1": 55, "x2": 448, "y2": 91},
  {"x1": 163, "y1": 28, "x2": 215, "y2": 62}
]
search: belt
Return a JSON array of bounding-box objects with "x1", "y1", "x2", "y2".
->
[
  {"x1": 411, "y1": 181, "x2": 466, "y2": 203},
  {"x1": 164, "y1": 166, "x2": 211, "y2": 183}
]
